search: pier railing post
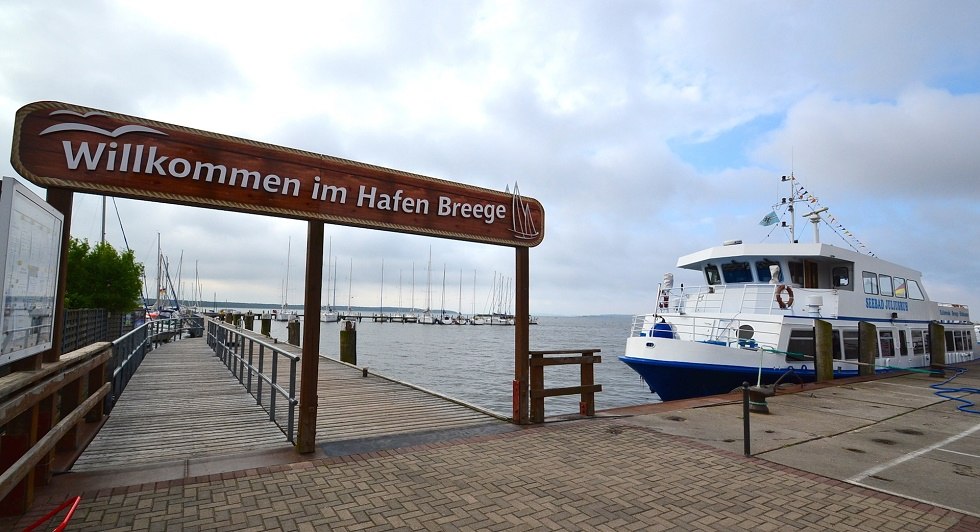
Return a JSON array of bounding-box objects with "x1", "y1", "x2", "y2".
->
[{"x1": 580, "y1": 350, "x2": 596, "y2": 416}]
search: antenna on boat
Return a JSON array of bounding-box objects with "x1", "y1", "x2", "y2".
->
[
  {"x1": 776, "y1": 173, "x2": 875, "y2": 256},
  {"x1": 807, "y1": 207, "x2": 829, "y2": 243}
]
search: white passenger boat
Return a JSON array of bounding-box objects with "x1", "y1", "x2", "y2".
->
[{"x1": 620, "y1": 175, "x2": 977, "y2": 401}]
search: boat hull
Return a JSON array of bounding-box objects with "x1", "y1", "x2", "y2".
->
[{"x1": 619, "y1": 355, "x2": 830, "y2": 401}]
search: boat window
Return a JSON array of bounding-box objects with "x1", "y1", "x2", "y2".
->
[
  {"x1": 788, "y1": 261, "x2": 804, "y2": 286},
  {"x1": 843, "y1": 330, "x2": 860, "y2": 360},
  {"x1": 911, "y1": 330, "x2": 926, "y2": 355},
  {"x1": 898, "y1": 329, "x2": 909, "y2": 356},
  {"x1": 832, "y1": 267, "x2": 850, "y2": 288},
  {"x1": 721, "y1": 261, "x2": 753, "y2": 283},
  {"x1": 953, "y1": 330, "x2": 966, "y2": 352},
  {"x1": 755, "y1": 260, "x2": 783, "y2": 283},
  {"x1": 704, "y1": 264, "x2": 721, "y2": 285},
  {"x1": 945, "y1": 330, "x2": 954, "y2": 352},
  {"x1": 907, "y1": 280, "x2": 924, "y2": 300},
  {"x1": 862, "y1": 271, "x2": 878, "y2": 295},
  {"x1": 893, "y1": 277, "x2": 907, "y2": 298},
  {"x1": 832, "y1": 329, "x2": 843, "y2": 360},
  {"x1": 786, "y1": 329, "x2": 815, "y2": 362},
  {"x1": 879, "y1": 275, "x2": 893, "y2": 297},
  {"x1": 879, "y1": 330, "x2": 895, "y2": 357}
]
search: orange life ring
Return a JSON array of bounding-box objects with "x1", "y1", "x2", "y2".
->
[{"x1": 775, "y1": 285, "x2": 794, "y2": 309}]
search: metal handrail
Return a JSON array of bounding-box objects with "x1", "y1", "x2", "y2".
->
[
  {"x1": 205, "y1": 318, "x2": 299, "y2": 443},
  {"x1": 107, "y1": 317, "x2": 183, "y2": 413}
]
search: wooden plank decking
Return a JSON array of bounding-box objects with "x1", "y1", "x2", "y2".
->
[{"x1": 71, "y1": 334, "x2": 504, "y2": 472}]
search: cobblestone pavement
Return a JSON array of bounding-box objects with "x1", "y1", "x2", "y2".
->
[{"x1": 14, "y1": 418, "x2": 979, "y2": 531}]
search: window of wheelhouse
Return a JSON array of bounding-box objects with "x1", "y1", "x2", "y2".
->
[
  {"x1": 704, "y1": 264, "x2": 721, "y2": 285},
  {"x1": 862, "y1": 271, "x2": 879, "y2": 294},
  {"x1": 721, "y1": 261, "x2": 753, "y2": 283},
  {"x1": 788, "y1": 261, "x2": 804, "y2": 286},
  {"x1": 945, "y1": 330, "x2": 955, "y2": 352},
  {"x1": 755, "y1": 260, "x2": 783, "y2": 283},
  {"x1": 879, "y1": 275, "x2": 894, "y2": 297},
  {"x1": 893, "y1": 277, "x2": 907, "y2": 298},
  {"x1": 907, "y1": 280, "x2": 924, "y2": 300},
  {"x1": 832, "y1": 267, "x2": 851, "y2": 290}
]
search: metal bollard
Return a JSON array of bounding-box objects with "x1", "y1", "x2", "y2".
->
[{"x1": 742, "y1": 382, "x2": 751, "y2": 456}]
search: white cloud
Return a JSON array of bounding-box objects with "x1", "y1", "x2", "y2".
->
[{"x1": 1, "y1": 0, "x2": 979, "y2": 316}]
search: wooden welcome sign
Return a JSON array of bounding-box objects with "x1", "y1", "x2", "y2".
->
[{"x1": 11, "y1": 101, "x2": 544, "y2": 247}]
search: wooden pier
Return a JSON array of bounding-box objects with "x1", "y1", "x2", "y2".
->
[{"x1": 71, "y1": 334, "x2": 505, "y2": 473}]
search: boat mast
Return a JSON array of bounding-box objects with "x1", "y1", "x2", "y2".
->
[
  {"x1": 155, "y1": 233, "x2": 163, "y2": 311},
  {"x1": 782, "y1": 174, "x2": 798, "y2": 243},
  {"x1": 326, "y1": 236, "x2": 332, "y2": 309},
  {"x1": 347, "y1": 258, "x2": 353, "y2": 311}
]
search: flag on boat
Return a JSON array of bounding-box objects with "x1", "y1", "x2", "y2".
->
[{"x1": 759, "y1": 211, "x2": 779, "y2": 226}]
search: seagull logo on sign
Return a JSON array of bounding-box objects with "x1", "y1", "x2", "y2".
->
[{"x1": 38, "y1": 110, "x2": 168, "y2": 138}]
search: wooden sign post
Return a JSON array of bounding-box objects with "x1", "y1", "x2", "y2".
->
[{"x1": 11, "y1": 101, "x2": 546, "y2": 450}]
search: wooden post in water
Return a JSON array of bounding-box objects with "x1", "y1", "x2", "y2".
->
[
  {"x1": 244, "y1": 311, "x2": 255, "y2": 330},
  {"x1": 287, "y1": 319, "x2": 300, "y2": 346},
  {"x1": 260, "y1": 312, "x2": 271, "y2": 336},
  {"x1": 340, "y1": 320, "x2": 357, "y2": 365},
  {"x1": 513, "y1": 247, "x2": 530, "y2": 425},
  {"x1": 929, "y1": 321, "x2": 946, "y2": 370},
  {"x1": 858, "y1": 321, "x2": 878, "y2": 376},
  {"x1": 814, "y1": 319, "x2": 834, "y2": 382},
  {"x1": 297, "y1": 221, "x2": 323, "y2": 454}
]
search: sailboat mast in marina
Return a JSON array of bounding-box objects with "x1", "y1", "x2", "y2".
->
[{"x1": 277, "y1": 237, "x2": 293, "y2": 322}]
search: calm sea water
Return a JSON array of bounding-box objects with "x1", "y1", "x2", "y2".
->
[{"x1": 257, "y1": 314, "x2": 657, "y2": 417}]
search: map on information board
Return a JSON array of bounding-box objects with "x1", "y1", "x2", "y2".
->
[{"x1": 0, "y1": 176, "x2": 64, "y2": 365}]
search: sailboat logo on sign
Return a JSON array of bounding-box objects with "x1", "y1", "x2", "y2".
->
[{"x1": 510, "y1": 183, "x2": 539, "y2": 241}]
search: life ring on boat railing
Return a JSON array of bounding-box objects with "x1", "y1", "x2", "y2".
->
[{"x1": 775, "y1": 284, "x2": 794, "y2": 309}]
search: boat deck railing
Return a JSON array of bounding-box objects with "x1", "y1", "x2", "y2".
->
[
  {"x1": 631, "y1": 313, "x2": 785, "y2": 353},
  {"x1": 655, "y1": 283, "x2": 840, "y2": 317}
]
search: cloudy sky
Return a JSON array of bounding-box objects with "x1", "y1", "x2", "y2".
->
[{"x1": 2, "y1": 1, "x2": 978, "y2": 316}]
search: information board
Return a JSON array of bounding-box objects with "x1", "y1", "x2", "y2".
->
[{"x1": 0, "y1": 176, "x2": 64, "y2": 365}]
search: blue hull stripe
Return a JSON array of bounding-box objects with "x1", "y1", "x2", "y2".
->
[{"x1": 618, "y1": 355, "x2": 860, "y2": 402}]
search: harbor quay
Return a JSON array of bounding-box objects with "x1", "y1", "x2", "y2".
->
[{"x1": 5, "y1": 357, "x2": 979, "y2": 530}]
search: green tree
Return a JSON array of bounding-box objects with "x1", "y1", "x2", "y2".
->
[{"x1": 65, "y1": 238, "x2": 145, "y2": 312}]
